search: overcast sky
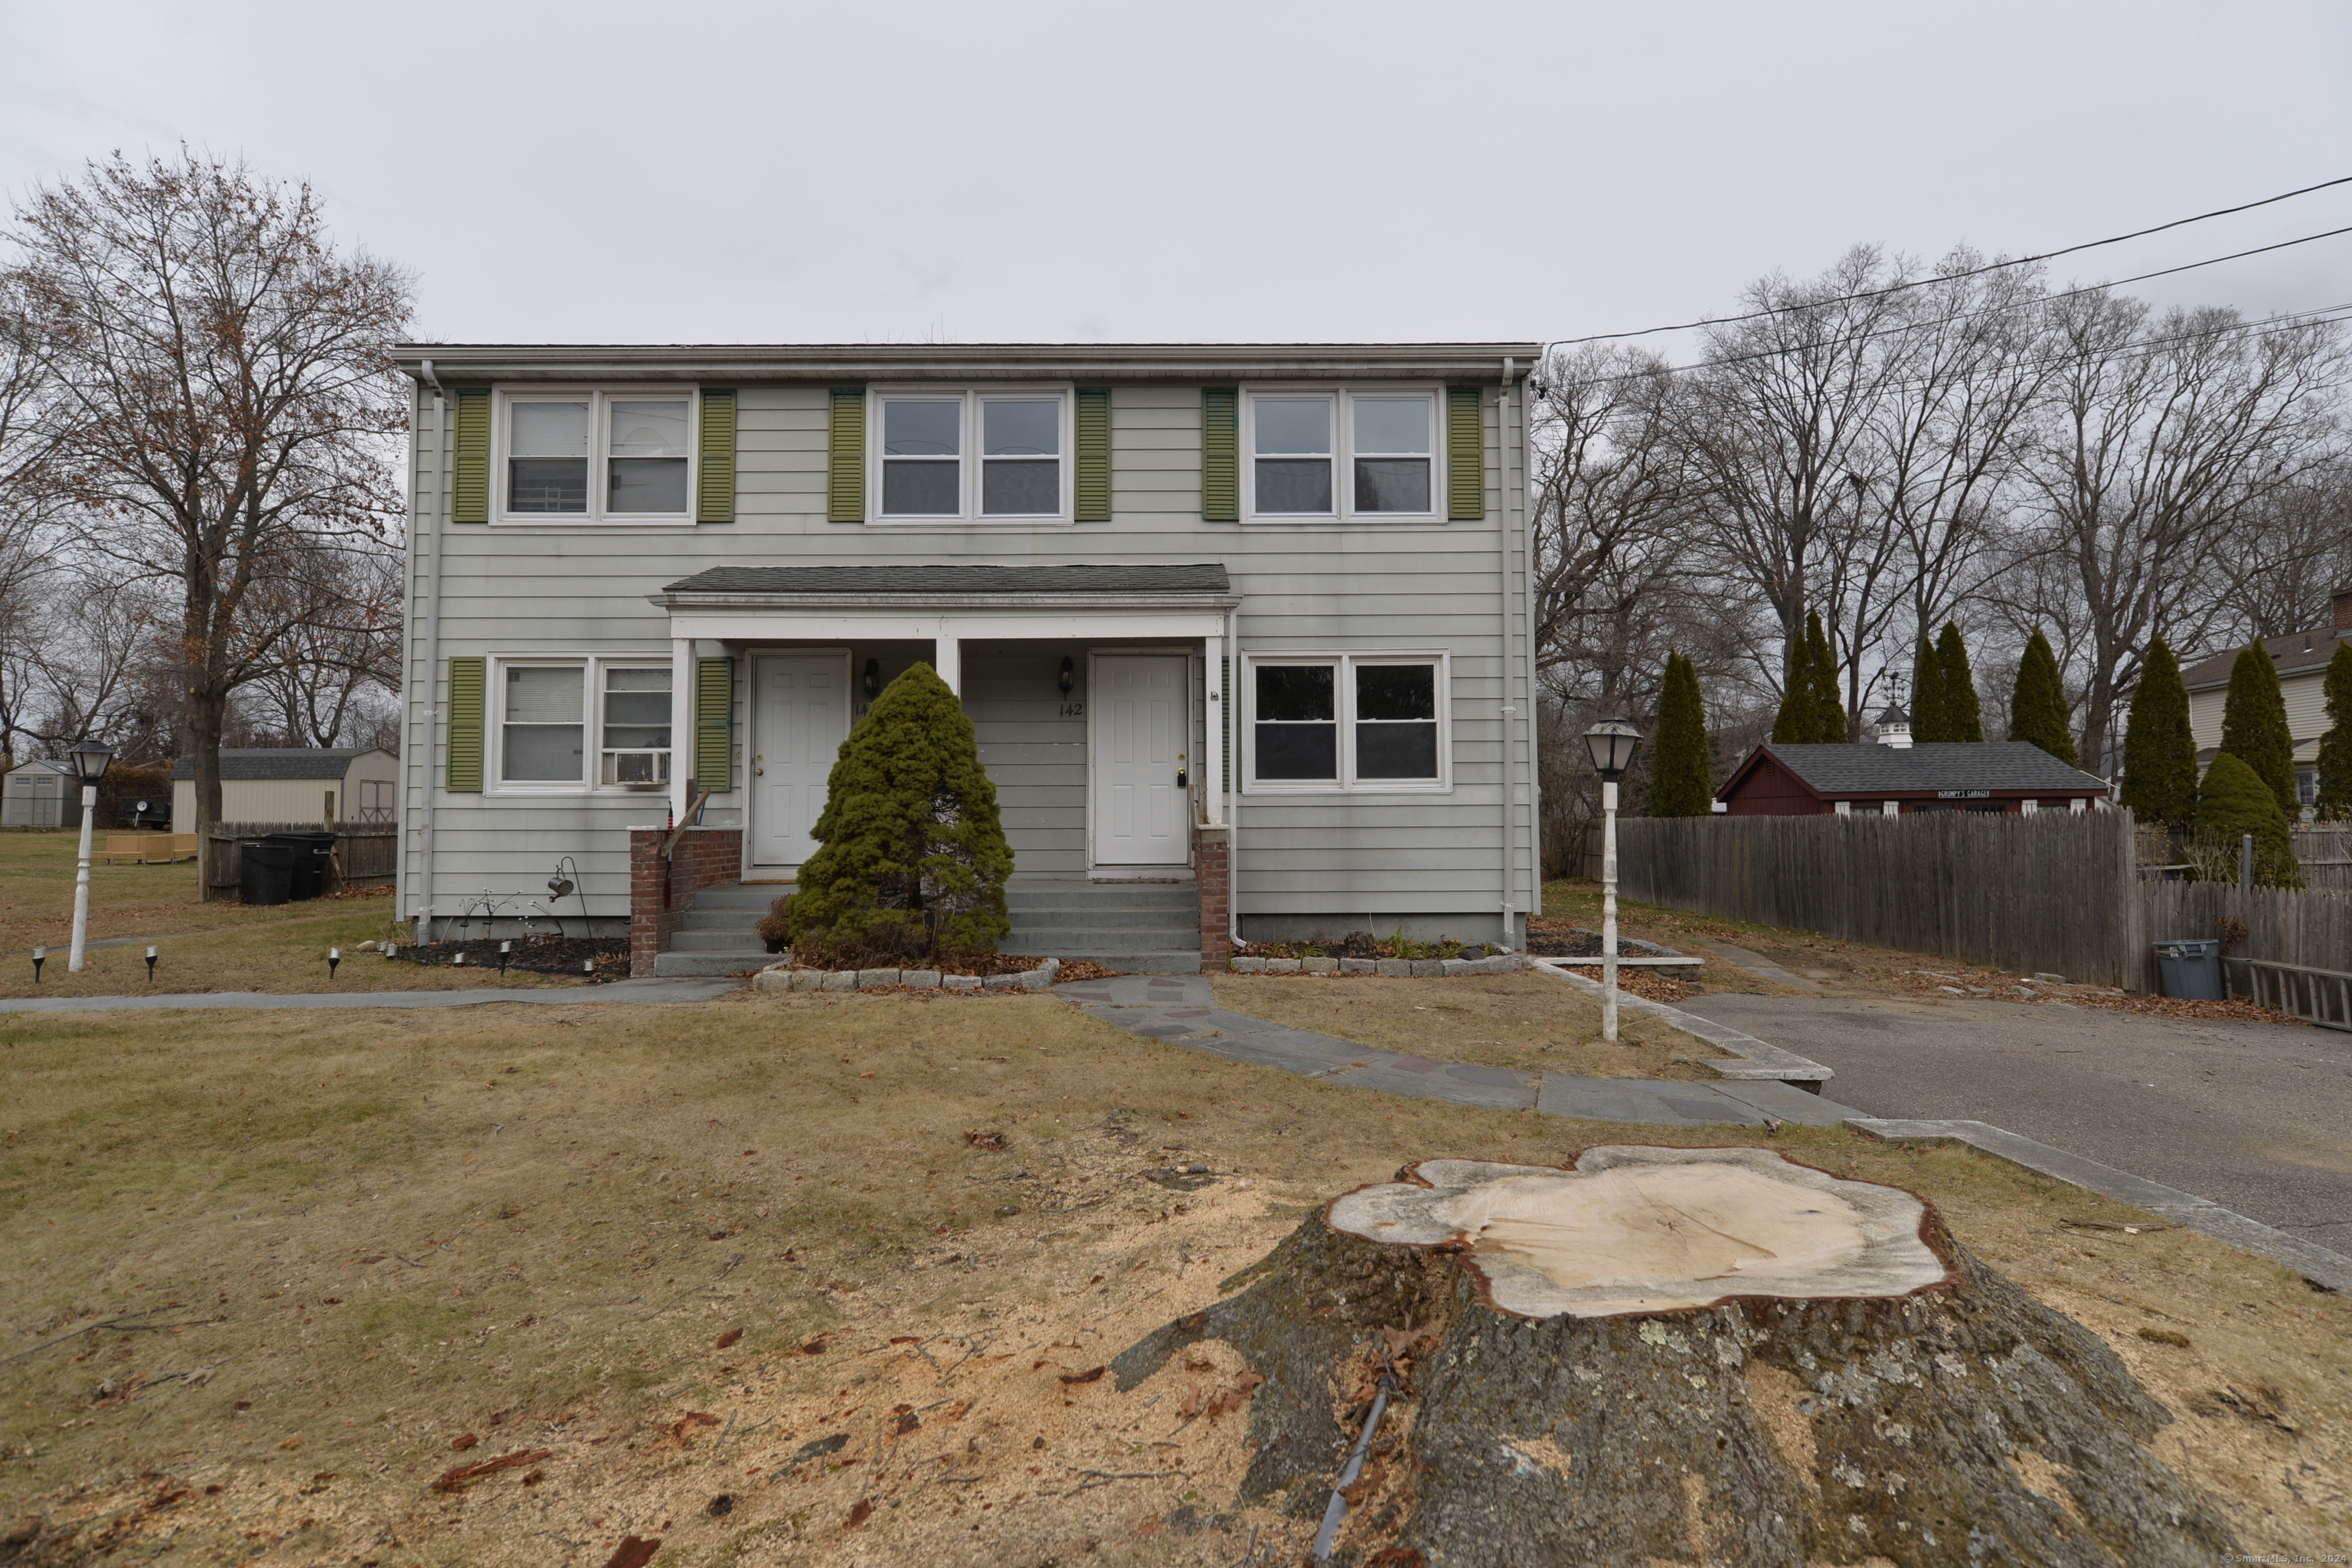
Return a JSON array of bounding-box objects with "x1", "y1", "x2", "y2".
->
[{"x1": 5, "y1": 0, "x2": 2349, "y2": 361}]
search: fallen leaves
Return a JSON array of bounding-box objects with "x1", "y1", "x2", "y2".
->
[
  {"x1": 714, "y1": 1328, "x2": 743, "y2": 1349},
  {"x1": 432, "y1": 1448, "x2": 550, "y2": 1492},
  {"x1": 844, "y1": 1497, "x2": 874, "y2": 1530},
  {"x1": 668, "y1": 1412, "x2": 720, "y2": 1447},
  {"x1": 1057, "y1": 1365, "x2": 1106, "y2": 1387},
  {"x1": 449, "y1": 1432, "x2": 479, "y2": 1452},
  {"x1": 965, "y1": 1129, "x2": 1007, "y2": 1152},
  {"x1": 599, "y1": 1536, "x2": 661, "y2": 1568},
  {"x1": 1178, "y1": 1371, "x2": 1263, "y2": 1420}
]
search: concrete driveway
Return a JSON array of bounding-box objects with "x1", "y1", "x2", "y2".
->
[{"x1": 1676, "y1": 991, "x2": 2352, "y2": 1259}]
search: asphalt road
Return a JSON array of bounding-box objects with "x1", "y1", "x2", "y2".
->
[{"x1": 1675, "y1": 991, "x2": 2352, "y2": 1258}]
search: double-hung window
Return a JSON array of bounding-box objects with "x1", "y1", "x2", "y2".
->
[
  {"x1": 499, "y1": 390, "x2": 695, "y2": 522},
  {"x1": 495, "y1": 658, "x2": 673, "y2": 789},
  {"x1": 1245, "y1": 654, "x2": 1449, "y2": 792},
  {"x1": 1245, "y1": 389, "x2": 1439, "y2": 521},
  {"x1": 874, "y1": 388, "x2": 1070, "y2": 522}
]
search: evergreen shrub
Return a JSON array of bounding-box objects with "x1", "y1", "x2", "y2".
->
[
  {"x1": 2219, "y1": 640, "x2": 2296, "y2": 818},
  {"x1": 1649, "y1": 652, "x2": 1713, "y2": 816},
  {"x1": 2009, "y1": 630, "x2": 2077, "y2": 765},
  {"x1": 2192, "y1": 751, "x2": 2302, "y2": 888},
  {"x1": 2117, "y1": 636, "x2": 2197, "y2": 835}
]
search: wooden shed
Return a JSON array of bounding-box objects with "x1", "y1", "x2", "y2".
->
[{"x1": 1717, "y1": 742, "x2": 2112, "y2": 817}]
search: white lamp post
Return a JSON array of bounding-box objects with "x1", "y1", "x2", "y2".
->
[
  {"x1": 1582, "y1": 719, "x2": 1642, "y2": 1042},
  {"x1": 65, "y1": 738, "x2": 113, "y2": 973}
]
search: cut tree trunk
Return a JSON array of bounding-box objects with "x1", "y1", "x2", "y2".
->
[{"x1": 1112, "y1": 1145, "x2": 2235, "y2": 1567}]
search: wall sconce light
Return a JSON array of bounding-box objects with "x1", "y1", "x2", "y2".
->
[
  {"x1": 863, "y1": 658, "x2": 882, "y2": 699},
  {"x1": 1057, "y1": 655, "x2": 1076, "y2": 697}
]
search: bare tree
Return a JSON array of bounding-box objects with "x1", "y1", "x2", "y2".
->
[
  {"x1": 0, "y1": 274, "x2": 64, "y2": 768},
  {"x1": 9, "y1": 149, "x2": 412, "y2": 831},
  {"x1": 242, "y1": 541, "x2": 403, "y2": 746},
  {"x1": 2011, "y1": 292, "x2": 2349, "y2": 769},
  {"x1": 2210, "y1": 457, "x2": 2352, "y2": 639}
]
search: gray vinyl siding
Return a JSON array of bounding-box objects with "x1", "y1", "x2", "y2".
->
[{"x1": 400, "y1": 376, "x2": 1532, "y2": 941}]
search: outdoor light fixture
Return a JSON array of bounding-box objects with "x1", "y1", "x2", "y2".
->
[
  {"x1": 328, "y1": 947, "x2": 341, "y2": 979},
  {"x1": 452, "y1": 951, "x2": 466, "y2": 966},
  {"x1": 145, "y1": 946, "x2": 157, "y2": 982},
  {"x1": 1057, "y1": 655, "x2": 1076, "y2": 697},
  {"x1": 1582, "y1": 719, "x2": 1645, "y2": 1041},
  {"x1": 863, "y1": 658, "x2": 883, "y2": 699},
  {"x1": 547, "y1": 871, "x2": 575, "y2": 901},
  {"x1": 31, "y1": 948, "x2": 44, "y2": 982},
  {"x1": 64, "y1": 738, "x2": 113, "y2": 974},
  {"x1": 499, "y1": 940, "x2": 512, "y2": 976}
]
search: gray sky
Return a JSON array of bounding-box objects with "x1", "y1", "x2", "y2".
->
[{"x1": 5, "y1": 0, "x2": 2350, "y2": 357}]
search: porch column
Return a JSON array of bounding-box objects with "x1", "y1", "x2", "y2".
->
[
  {"x1": 671, "y1": 634, "x2": 694, "y2": 820},
  {"x1": 932, "y1": 620, "x2": 961, "y2": 695},
  {"x1": 1202, "y1": 631, "x2": 1225, "y2": 826}
]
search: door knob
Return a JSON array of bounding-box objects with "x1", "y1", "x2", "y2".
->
[{"x1": 755, "y1": 767, "x2": 765, "y2": 776}]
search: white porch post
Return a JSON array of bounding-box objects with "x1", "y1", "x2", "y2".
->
[
  {"x1": 1203, "y1": 632, "x2": 1225, "y2": 826},
  {"x1": 671, "y1": 635, "x2": 694, "y2": 820},
  {"x1": 933, "y1": 620, "x2": 960, "y2": 696}
]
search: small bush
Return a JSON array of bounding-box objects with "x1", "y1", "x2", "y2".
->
[{"x1": 2191, "y1": 752, "x2": 2301, "y2": 888}]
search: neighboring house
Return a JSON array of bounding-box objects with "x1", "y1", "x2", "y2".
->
[
  {"x1": 390, "y1": 342, "x2": 1544, "y2": 975},
  {"x1": 2180, "y1": 590, "x2": 2352, "y2": 813},
  {"x1": 2, "y1": 760, "x2": 82, "y2": 829},
  {"x1": 172, "y1": 749, "x2": 401, "y2": 826},
  {"x1": 1719, "y1": 723, "x2": 2112, "y2": 816}
]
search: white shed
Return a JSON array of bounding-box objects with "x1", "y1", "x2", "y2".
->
[
  {"x1": 2, "y1": 760, "x2": 83, "y2": 828},
  {"x1": 172, "y1": 749, "x2": 400, "y2": 825}
]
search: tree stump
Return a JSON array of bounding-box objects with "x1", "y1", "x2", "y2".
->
[{"x1": 1112, "y1": 1146, "x2": 2236, "y2": 1566}]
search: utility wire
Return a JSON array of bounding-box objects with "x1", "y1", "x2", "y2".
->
[{"x1": 1552, "y1": 177, "x2": 2352, "y2": 347}]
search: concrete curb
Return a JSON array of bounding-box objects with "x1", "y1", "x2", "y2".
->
[
  {"x1": 1851, "y1": 1118, "x2": 2352, "y2": 1295},
  {"x1": 1528, "y1": 959, "x2": 1835, "y2": 1083}
]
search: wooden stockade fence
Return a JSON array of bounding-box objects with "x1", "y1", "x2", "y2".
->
[
  {"x1": 1618, "y1": 811, "x2": 2352, "y2": 991},
  {"x1": 199, "y1": 822, "x2": 398, "y2": 901},
  {"x1": 1615, "y1": 812, "x2": 2146, "y2": 988}
]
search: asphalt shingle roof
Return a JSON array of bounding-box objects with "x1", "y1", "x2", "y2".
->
[
  {"x1": 2180, "y1": 627, "x2": 2350, "y2": 690},
  {"x1": 171, "y1": 749, "x2": 371, "y2": 782},
  {"x1": 658, "y1": 564, "x2": 1233, "y2": 597},
  {"x1": 1748, "y1": 743, "x2": 2110, "y2": 795}
]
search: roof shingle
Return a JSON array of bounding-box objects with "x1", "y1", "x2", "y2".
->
[
  {"x1": 1736, "y1": 743, "x2": 2109, "y2": 797},
  {"x1": 171, "y1": 749, "x2": 373, "y2": 782}
]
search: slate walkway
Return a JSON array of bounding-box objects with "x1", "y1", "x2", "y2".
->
[
  {"x1": 0, "y1": 977, "x2": 740, "y2": 1013},
  {"x1": 1054, "y1": 973, "x2": 1854, "y2": 1128}
]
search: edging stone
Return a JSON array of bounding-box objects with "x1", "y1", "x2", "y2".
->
[
  {"x1": 1227, "y1": 953, "x2": 1530, "y2": 978},
  {"x1": 754, "y1": 956, "x2": 1058, "y2": 995}
]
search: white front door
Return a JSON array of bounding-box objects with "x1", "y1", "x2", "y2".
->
[
  {"x1": 752, "y1": 654, "x2": 848, "y2": 867},
  {"x1": 1093, "y1": 654, "x2": 1188, "y2": 866}
]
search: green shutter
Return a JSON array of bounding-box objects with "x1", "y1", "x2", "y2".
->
[
  {"x1": 697, "y1": 389, "x2": 737, "y2": 522},
  {"x1": 828, "y1": 388, "x2": 866, "y2": 523},
  {"x1": 451, "y1": 388, "x2": 492, "y2": 522},
  {"x1": 694, "y1": 656, "x2": 733, "y2": 792},
  {"x1": 1201, "y1": 387, "x2": 1238, "y2": 522},
  {"x1": 1074, "y1": 387, "x2": 1111, "y2": 521},
  {"x1": 446, "y1": 657, "x2": 485, "y2": 792},
  {"x1": 1446, "y1": 387, "x2": 1485, "y2": 521}
]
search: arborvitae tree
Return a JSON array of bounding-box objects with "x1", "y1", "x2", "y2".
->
[
  {"x1": 2218, "y1": 639, "x2": 2297, "y2": 819},
  {"x1": 2008, "y1": 630, "x2": 2078, "y2": 766},
  {"x1": 1770, "y1": 631, "x2": 1815, "y2": 743},
  {"x1": 1649, "y1": 652, "x2": 1713, "y2": 816},
  {"x1": 2117, "y1": 635, "x2": 2197, "y2": 835},
  {"x1": 786, "y1": 662, "x2": 1013, "y2": 965},
  {"x1": 1936, "y1": 622, "x2": 1984, "y2": 742},
  {"x1": 2194, "y1": 750, "x2": 2303, "y2": 888},
  {"x1": 1805, "y1": 610, "x2": 1847, "y2": 741},
  {"x1": 1910, "y1": 632, "x2": 1949, "y2": 743},
  {"x1": 2314, "y1": 641, "x2": 2352, "y2": 821}
]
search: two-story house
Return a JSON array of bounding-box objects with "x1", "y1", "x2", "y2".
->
[
  {"x1": 2182, "y1": 589, "x2": 2352, "y2": 814},
  {"x1": 391, "y1": 343, "x2": 1542, "y2": 975}
]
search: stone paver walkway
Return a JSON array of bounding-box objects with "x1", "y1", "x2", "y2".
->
[
  {"x1": 0, "y1": 977, "x2": 739, "y2": 1014},
  {"x1": 1054, "y1": 974, "x2": 1854, "y2": 1128}
]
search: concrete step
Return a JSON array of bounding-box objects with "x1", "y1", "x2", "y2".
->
[
  {"x1": 669, "y1": 928, "x2": 785, "y2": 952},
  {"x1": 1004, "y1": 885, "x2": 1197, "y2": 910},
  {"x1": 1007, "y1": 907, "x2": 1200, "y2": 931},
  {"x1": 677, "y1": 906, "x2": 769, "y2": 930},
  {"x1": 696, "y1": 884, "x2": 789, "y2": 910},
  {"x1": 653, "y1": 949, "x2": 775, "y2": 977},
  {"x1": 1004, "y1": 930, "x2": 1206, "y2": 956}
]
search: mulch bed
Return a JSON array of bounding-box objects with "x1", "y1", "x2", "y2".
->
[
  {"x1": 1239, "y1": 936, "x2": 1506, "y2": 962},
  {"x1": 394, "y1": 934, "x2": 628, "y2": 978}
]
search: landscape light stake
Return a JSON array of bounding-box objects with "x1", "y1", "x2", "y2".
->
[
  {"x1": 1581, "y1": 720, "x2": 1644, "y2": 1042},
  {"x1": 328, "y1": 947, "x2": 341, "y2": 980},
  {"x1": 499, "y1": 940, "x2": 512, "y2": 975},
  {"x1": 144, "y1": 946, "x2": 157, "y2": 983},
  {"x1": 1312, "y1": 1367, "x2": 1397, "y2": 1560},
  {"x1": 31, "y1": 948, "x2": 44, "y2": 983},
  {"x1": 64, "y1": 738, "x2": 113, "y2": 973},
  {"x1": 452, "y1": 950, "x2": 466, "y2": 967}
]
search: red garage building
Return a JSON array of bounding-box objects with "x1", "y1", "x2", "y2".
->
[{"x1": 1717, "y1": 740, "x2": 2112, "y2": 817}]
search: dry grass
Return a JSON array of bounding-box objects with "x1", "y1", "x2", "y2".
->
[
  {"x1": 1207, "y1": 970, "x2": 1722, "y2": 1080},
  {"x1": 1, "y1": 990, "x2": 2344, "y2": 1564},
  {"x1": 0, "y1": 832, "x2": 593, "y2": 1000}
]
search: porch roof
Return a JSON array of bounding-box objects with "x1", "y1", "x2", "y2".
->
[{"x1": 651, "y1": 563, "x2": 1237, "y2": 609}]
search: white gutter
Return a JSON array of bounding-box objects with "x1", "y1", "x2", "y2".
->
[
  {"x1": 1514, "y1": 361, "x2": 1541, "y2": 931},
  {"x1": 1227, "y1": 600, "x2": 1244, "y2": 952},
  {"x1": 1495, "y1": 359, "x2": 1517, "y2": 946},
  {"x1": 413, "y1": 360, "x2": 447, "y2": 942}
]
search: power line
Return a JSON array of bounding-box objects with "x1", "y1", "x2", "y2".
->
[{"x1": 1552, "y1": 176, "x2": 2352, "y2": 348}]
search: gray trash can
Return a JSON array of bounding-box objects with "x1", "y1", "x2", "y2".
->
[{"x1": 2154, "y1": 938, "x2": 2223, "y2": 1000}]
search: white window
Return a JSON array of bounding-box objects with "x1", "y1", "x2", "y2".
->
[
  {"x1": 1244, "y1": 654, "x2": 1449, "y2": 792},
  {"x1": 498, "y1": 390, "x2": 696, "y2": 522},
  {"x1": 1245, "y1": 389, "x2": 1440, "y2": 521},
  {"x1": 871, "y1": 388, "x2": 1070, "y2": 522},
  {"x1": 493, "y1": 658, "x2": 675, "y2": 791}
]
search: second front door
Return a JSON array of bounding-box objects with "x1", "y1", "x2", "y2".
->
[
  {"x1": 1093, "y1": 654, "x2": 1188, "y2": 866},
  {"x1": 752, "y1": 653, "x2": 847, "y2": 867}
]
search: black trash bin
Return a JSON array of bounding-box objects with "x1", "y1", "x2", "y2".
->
[
  {"x1": 240, "y1": 841, "x2": 296, "y2": 906},
  {"x1": 266, "y1": 831, "x2": 338, "y2": 900},
  {"x1": 2154, "y1": 937, "x2": 2224, "y2": 1000}
]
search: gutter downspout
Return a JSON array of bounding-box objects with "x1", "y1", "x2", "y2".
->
[
  {"x1": 415, "y1": 360, "x2": 447, "y2": 944},
  {"x1": 1495, "y1": 358, "x2": 1517, "y2": 947},
  {"x1": 1517, "y1": 361, "x2": 1542, "y2": 934},
  {"x1": 1227, "y1": 600, "x2": 1243, "y2": 952}
]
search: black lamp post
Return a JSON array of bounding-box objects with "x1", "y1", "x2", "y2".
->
[
  {"x1": 1581, "y1": 719, "x2": 1642, "y2": 1040},
  {"x1": 65, "y1": 739, "x2": 113, "y2": 973}
]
